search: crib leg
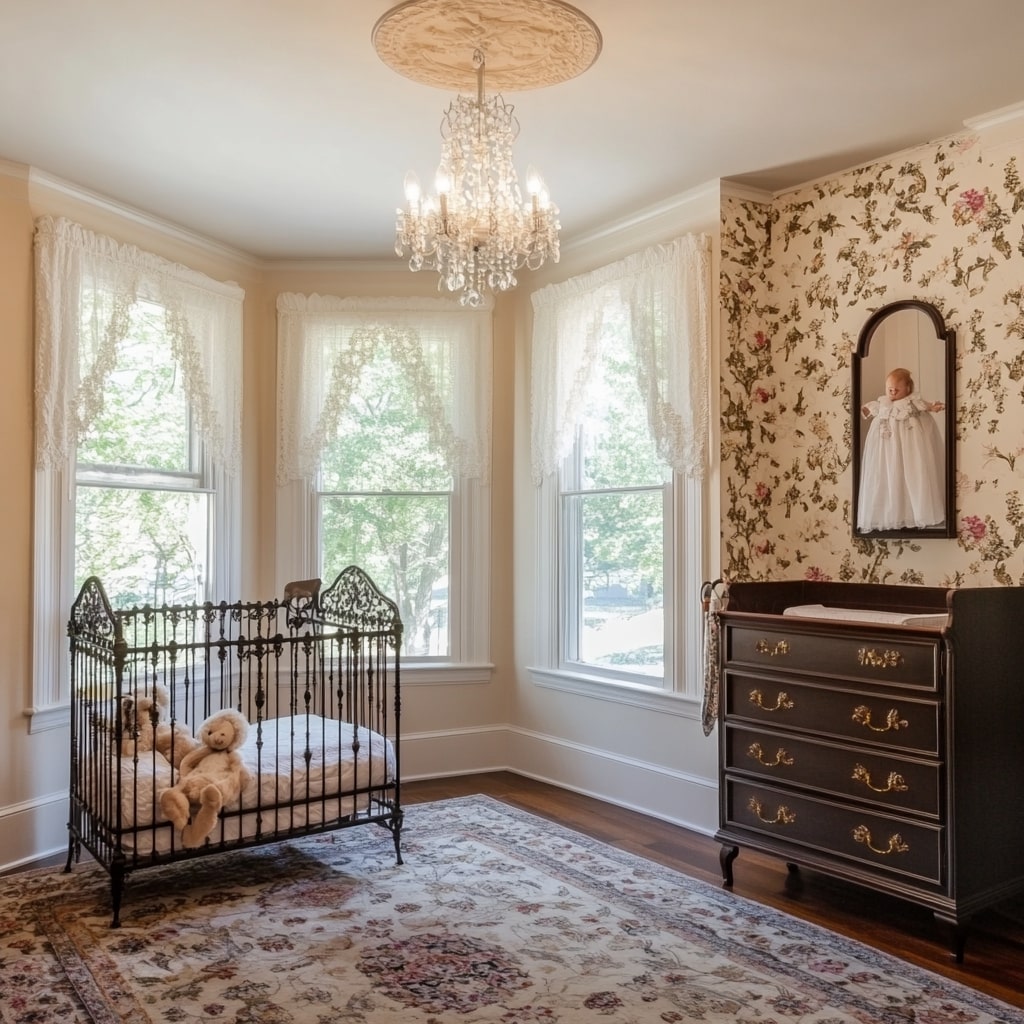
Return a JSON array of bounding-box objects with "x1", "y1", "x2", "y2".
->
[
  {"x1": 110, "y1": 862, "x2": 126, "y2": 928},
  {"x1": 64, "y1": 832, "x2": 79, "y2": 873},
  {"x1": 392, "y1": 808, "x2": 404, "y2": 866}
]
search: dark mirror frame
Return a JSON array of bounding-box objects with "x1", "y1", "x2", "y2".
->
[{"x1": 851, "y1": 300, "x2": 956, "y2": 539}]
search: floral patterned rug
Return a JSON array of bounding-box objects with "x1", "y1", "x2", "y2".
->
[{"x1": 3, "y1": 795, "x2": 1023, "y2": 1023}]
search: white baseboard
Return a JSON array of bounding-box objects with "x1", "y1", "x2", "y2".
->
[
  {"x1": 0, "y1": 791, "x2": 69, "y2": 874},
  {"x1": 401, "y1": 723, "x2": 719, "y2": 836}
]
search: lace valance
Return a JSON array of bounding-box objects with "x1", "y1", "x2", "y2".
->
[
  {"x1": 276, "y1": 293, "x2": 492, "y2": 486},
  {"x1": 530, "y1": 233, "x2": 711, "y2": 485},
  {"x1": 34, "y1": 216, "x2": 244, "y2": 475}
]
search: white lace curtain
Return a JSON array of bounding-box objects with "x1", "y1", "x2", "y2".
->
[
  {"x1": 34, "y1": 215, "x2": 244, "y2": 474},
  {"x1": 530, "y1": 233, "x2": 711, "y2": 485},
  {"x1": 276, "y1": 293, "x2": 492, "y2": 486}
]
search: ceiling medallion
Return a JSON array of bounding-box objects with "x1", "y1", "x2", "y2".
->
[
  {"x1": 374, "y1": 0, "x2": 602, "y2": 306},
  {"x1": 372, "y1": 0, "x2": 602, "y2": 92}
]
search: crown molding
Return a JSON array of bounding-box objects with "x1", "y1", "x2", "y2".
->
[
  {"x1": 963, "y1": 100, "x2": 1024, "y2": 150},
  {"x1": 964, "y1": 100, "x2": 1024, "y2": 133},
  {"x1": 561, "y1": 179, "x2": 721, "y2": 256},
  {"x1": 261, "y1": 257, "x2": 407, "y2": 274},
  {"x1": 720, "y1": 180, "x2": 773, "y2": 204},
  {"x1": 27, "y1": 167, "x2": 261, "y2": 269}
]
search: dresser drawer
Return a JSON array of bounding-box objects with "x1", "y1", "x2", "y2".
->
[
  {"x1": 724, "y1": 672, "x2": 941, "y2": 756},
  {"x1": 724, "y1": 723, "x2": 941, "y2": 817},
  {"x1": 725, "y1": 623, "x2": 941, "y2": 691},
  {"x1": 722, "y1": 778, "x2": 943, "y2": 886}
]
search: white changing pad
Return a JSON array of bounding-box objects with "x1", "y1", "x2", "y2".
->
[
  {"x1": 783, "y1": 603, "x2": 947, "y2": 627},
  {"x1": 99, "y1": 714, "x2": 396, "y2": 854}
]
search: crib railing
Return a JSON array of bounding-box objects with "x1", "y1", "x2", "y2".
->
[{"x1": 66, "y1": 566, "x2": 402, "y2": 925}]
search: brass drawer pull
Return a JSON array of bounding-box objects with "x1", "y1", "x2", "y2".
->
[
  {"x1": 749, "y1": 689, "x2": 795, "y2": 712},
  {"x1": 755, "y1": 638, "x2": 790, "y2": 657},
  {"x1": 748, "y1": 742, "x2": 794, "y2": 768},
  {"x1": 857, "y1": 647, "x2": 904, "y2": 669},
  {"x1": 749, "y1": 797, "x2": 795, "y2": 825},
  {"x1": 851, "y1": 824, "x2": 909, "y2": 856},
  {"x1": 851, "y1": 705, "x2": 908, "y2": 733},
  {"x1": 851, "y1": 764, "x2": 909, "y2": 793}
]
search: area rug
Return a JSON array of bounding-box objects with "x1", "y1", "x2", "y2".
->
[{"x1": 2, "y1": 795, "x2": 1022, "y2": 1023}]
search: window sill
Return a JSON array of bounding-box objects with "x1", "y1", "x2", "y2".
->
[
  {"x1": 24, "y1": 703, "x2": 71, "y2": 733},
  {"x1": 527, "y1": 665, "x2": 698, "y2": 717},
  {"x1": 401, "y1": 661, "x2": 494, "y2": 685}
]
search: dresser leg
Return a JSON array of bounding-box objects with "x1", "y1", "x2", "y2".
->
[
  {"x1": 720, "y1": 844, "x2": 739, "y2": 887},
  {"x1": 933, "y1": 912, "x2": 968, "y2": 963}
]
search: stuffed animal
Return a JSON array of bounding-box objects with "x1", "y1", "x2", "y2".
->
[
  {"x1": 119, "y1": 683, "x2": 198, "y2": 768},
  {"x1": 158, "y1": 708, "x2": 251, "y2": 849},
  {"x1": 151, "y1": 683, "x2": 199, "y2": 768},
  {"x1": 119, "y1": 691, "x2": 160, "y2": 759}
]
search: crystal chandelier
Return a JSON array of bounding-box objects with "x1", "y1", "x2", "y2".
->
[{"x1": 395, "y1": 49, "x2": 560, "y2": 308}]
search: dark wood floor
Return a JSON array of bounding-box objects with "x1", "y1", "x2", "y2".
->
[
  {"x1": 404, "y1": 772, "x2": 1024, "y2": 1010},
  {"x1": 7, "y1": 772, "x2": 1022, "y2": 1008}
]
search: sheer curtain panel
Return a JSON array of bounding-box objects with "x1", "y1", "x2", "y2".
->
[
  {"x1": 529, "y1": 233, "x2": 711, "y2": 484},
  {"x1": 34, "y1": 216, "x2": 244, "y2": 475},
  {"x1": 276, "y1": 293, "x2": 492, "y2": 487}
]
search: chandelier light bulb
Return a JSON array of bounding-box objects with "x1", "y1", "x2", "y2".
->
[{"x1": 403, "y1": 170, "x2": 421, "y2": 204}]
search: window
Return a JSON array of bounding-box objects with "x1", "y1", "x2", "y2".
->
[
  {"x1": 275, "y1": 295, "x2": 491, "y2": 673},
  {"x1": 561, "y1": 316, "x2": 671, "y2": 679},
  {"x1": 530, "y1": 234, "x2": 710, "y2": 698},
  {"x1": 75, "y1": 299, "x2": 212, "y2": 607},
  {"x1": 31, "y1": 217, "x2": 243, "y2": 728}
]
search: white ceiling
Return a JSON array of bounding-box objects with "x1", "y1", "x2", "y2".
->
[{"x1": 3, "y1": 0, "x2": 1024, "y2": 262}]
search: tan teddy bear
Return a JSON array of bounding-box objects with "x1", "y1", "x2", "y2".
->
[
  {"x1": 157, "y1": 708, "x2": 251, "y2": 849},
  {"x1": 151, "y1": 683, "x2": 199, "y2": 768},
  {"x1": 120, "y1": 683, "x2": 198, "y2": 768}
]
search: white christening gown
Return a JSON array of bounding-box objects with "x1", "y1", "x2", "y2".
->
[{"x1": 857, "y1": 393, "x2": 945, "y2": 531}]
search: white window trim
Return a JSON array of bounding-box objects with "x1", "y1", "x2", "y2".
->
[
  {"x1": 528, "y1": 469, "x2": 706, "y2": 706},
  {"x1": 273, "y1": 294, "x2": 493, "y2": 682},
  {"x1": 274, "y1": 475, "x2": 492, "y2": 685},
  {"x1": 28, "y1": 460, "x2": 241, "y2": 733}
]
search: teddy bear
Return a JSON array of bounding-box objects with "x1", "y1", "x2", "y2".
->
[
  {"x1": 157, "y1": 708, "x2": 252, "y2": 849},
  {"x1": 119, "y1": 683, "x2": 198, "y2": 768}
]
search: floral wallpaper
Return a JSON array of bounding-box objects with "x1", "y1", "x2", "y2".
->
[{"x1": 720, "y1": 126, "x2": 1024, "y2": 586}]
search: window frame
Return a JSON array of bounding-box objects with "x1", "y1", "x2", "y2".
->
[
  {"x1": 531, "y1": 448, "x2": 705, "y2": 709},
  {"x1": 273, "y1": 296, "x2": 493, "y2": 684}
]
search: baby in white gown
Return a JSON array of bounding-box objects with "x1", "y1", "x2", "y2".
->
[{"x1": 857, "y1": 367, "x2": 945, "y2": 532}]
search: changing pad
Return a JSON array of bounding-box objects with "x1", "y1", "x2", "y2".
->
[{"x1": 783, "y1": 603, "x2": 947, "y2": 627}]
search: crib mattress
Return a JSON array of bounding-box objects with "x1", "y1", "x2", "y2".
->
[{"x1": 98, "y1": 714, "x2": 396, "y2": 855}]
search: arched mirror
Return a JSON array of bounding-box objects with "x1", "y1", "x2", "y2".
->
[{"x1": 852, "y1": 300, "x2": 956, "y2": 539}]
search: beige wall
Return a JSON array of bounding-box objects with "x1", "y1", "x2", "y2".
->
[{"x1": 0, "y1": 163, "x2": 518, "y2": 869}]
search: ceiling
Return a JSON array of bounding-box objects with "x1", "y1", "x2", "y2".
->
[{"x1": 3, "y1": 0, "x2": 1024, "y2": 263}]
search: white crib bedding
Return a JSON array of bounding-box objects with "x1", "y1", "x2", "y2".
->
[{"x1": 103, "y1": 714, "x2": 396, "y2": 855}]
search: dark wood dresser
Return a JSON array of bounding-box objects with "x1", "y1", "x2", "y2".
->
[{"x1": 715, "y1": 580, "x2": 1024, "y2": 960}]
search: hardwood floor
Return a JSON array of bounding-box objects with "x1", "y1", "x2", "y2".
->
[{"x1": 403, "y1": 772, "x2": 1024, "y2": 1010}]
